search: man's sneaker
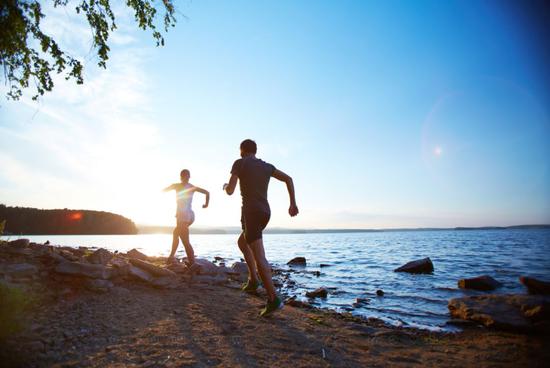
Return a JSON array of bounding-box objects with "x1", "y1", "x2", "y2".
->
[
  {"x1": 241, "y1": 279, "x2": 261, "y2": 293},
  {"x1": 259, "y1": 296, "x2": 284, "y2": 317}
]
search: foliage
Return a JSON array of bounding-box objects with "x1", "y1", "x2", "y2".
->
[
  {"x1": 0, "y1": 0, "x2": 176, "y2": 100},
  {"x1": 0, "y1": 282, "x2": 34, "y2": 340},
  {"x1": 0, "y1": 204, "x2": 138, "y2": 234},
  {"x1": 0, "y1": 219, "x2": 5, "y2": 235}
]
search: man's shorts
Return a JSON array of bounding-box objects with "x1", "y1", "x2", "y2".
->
[{"x1": 241, "y1": 210, "x2": 270, "y2": 243}]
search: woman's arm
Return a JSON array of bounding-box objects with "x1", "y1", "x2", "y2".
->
[
  {"x1": 194, "y1": 186, "x2": 210, "y2": 208},
  {"x1": 162, "y1": 184, "x2": 175, "y2": 192}
]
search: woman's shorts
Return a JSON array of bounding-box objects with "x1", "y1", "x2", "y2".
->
[
  {"x1": 176, "y1": 210, "x2": 195, "y2": 226},
  {"x1": 241, "y1": 210, "x2": 270, "y2": 243}
]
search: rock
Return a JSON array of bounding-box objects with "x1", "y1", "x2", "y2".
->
[
  {"x1": 216, "y1": 264, "x2": 233, "y2": 274},
  {"x1": 353, "y1": 298, "x2": 370, "y2": 308},
  {"x1": 285, "y1": 296, "x2": 312, "y2": 309},
  {"x1": 520, "y1": 276, "x2": 550, "y2": 295},
  {"x1": 287, "y1": 257, "x2": 307, "y2": 266},
  {"x1": 58, "y1": 249, "x2": 80, "y2": 262},
  {"x1": 87, "y1": 248, "x2": 113, "y2": 265},
  {"x1": 376, "y1": 289, "x2": 384, "y2": 296},
  {"x1": 230, "y1": 262, "x2": 249, "y2": 275},
  {"x1": 0, "y1": 263, "x2": 38, "y2": 278},
  {"x1": 128, "y1": 258, "x2": 177, "y2": 277},
  {"x1": 55, "y1": 261, "x2": 114, "y2": 279},
  {"x1": 458, "y1": 275, "x2": 502, "y2": 291},
  {"x1": 8, "y1": 238, "x2": 30, "y2": 248},
  {"x1": 85, "y1": 279, "x2": 114, "y2": 292},
  {"x1": 126, "y1": 248, "x2": 148, "y2": 261},
  {"x1": 394, "y1": 257, "x2": 434, "y2": 274},
  {"x1": 194, "y1": 258, "x2": 219, "y2": 275},
  {"x1": 306, "y1": 287, "x2": 328, "y2": 298},
  {"x1": 128, "y1": 265, "x2": 154, "y2": 283},
  {"x1": 109, "y1": 256, "x2": 130, "y2": 276},
  {"x1": 166, "y1": 263, "x2": 188, "y2": 274},
  {"x1": 448, "y1": 294, "x2": 550, "y2": 332}
]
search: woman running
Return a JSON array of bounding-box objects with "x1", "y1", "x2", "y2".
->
[{"x1": 163, "y1": 169, "x2": 209, "y2": 267}]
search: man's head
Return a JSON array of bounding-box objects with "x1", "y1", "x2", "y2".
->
[
  {"x1": 240, "y1": 139, "x2": 257, "y2": 157},
  {"x1": 180, "y1": 169, "x2": 190, "y2": 182}
]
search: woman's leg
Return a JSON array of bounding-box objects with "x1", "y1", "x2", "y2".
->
[
  {"x1": 168, "y1": 226, "x2": 179, "y2": 260},
  {"x1": 178, "y1": 224, "x2": 195, "y2": 264}
]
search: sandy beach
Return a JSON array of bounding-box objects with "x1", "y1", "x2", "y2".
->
[{"x1": 1, "y1": 240, "x2": 549, "y2": 367}]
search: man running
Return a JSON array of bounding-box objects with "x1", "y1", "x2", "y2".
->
[
  {"x1": 224, "y1": 139, "x2": 298, "y2": 316},
  {"x1": 164, "y1": 169, "x2": 209, "y2": 267}
]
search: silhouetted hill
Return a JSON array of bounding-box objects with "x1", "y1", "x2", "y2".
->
[{"x1": 0, "y1": 205, "x2": 137, "y2": 235}]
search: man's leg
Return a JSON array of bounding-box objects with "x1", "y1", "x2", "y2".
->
[
  {"x1": 238, "y1": 232, "x2": 259, "y2": 284},
  {"x1": 249, "y1": 238, "x2": 276, "y2": 301},
  {"x1": 178, "y1": 224, "x2": 195, "y2": 264}
]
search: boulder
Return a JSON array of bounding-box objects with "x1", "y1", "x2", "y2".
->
[
  {"x1": 0, "y1": 263, "x2": 38, "y2": 278},
  {"x1": 230, "y1": 262, "x2": 249, "y2": 275},
  {"x1": 520, "y1": 276, "x2": 550, "y2": 295},
  {"x1": 55, "y1": 261, "x2": 114, "y2": 279},
  {"x1": 394, "y1": 257, "x2": 433, "y2": 274},
  {"x1": 87, "y1": 248, "x2": 113, "y2": 265},
  {"x1": 287, "y1": 257, "x2": 307, "y2": 266},
  {"x1": 194, "y1": 258, "x2": 219, "y2": 275},
  {"x1": 216, "y1": 264, "x2": 233, "y2": 275},
  {"x1": 8, "y1": 239, "x2": 30, "y2": 248},
  {"x1": 458, "y1": 275, "x2": 502, "y2": 291},
  {"x1": 306, "y1": 287, "x2": 328, "y2": 298},
  {"x1": 448, "y1": 294, "x2": 550, "y2": 333},
  {"x1": 353, "y1": 298, "x2": 370, "y2": 308},
  {"x1": 166, "y1": 263, "x2": 188, "y2": 274},
  {"x1": 285, "y1": 296, "x2": 312, "y2": 309},
  {"x1": 128, "y1": 265, "x2": 154, "y2": 283},
  {"x1": 58, "y1": 249, "x2": 80, "y2": 262},
  {"x1": 128, "y1": 258, "x2": 176, "y2": 278},
  {"x1": 126, "y1": 248, "x2": 148, "y2": 261}
]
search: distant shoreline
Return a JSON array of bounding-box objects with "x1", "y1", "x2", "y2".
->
[
  {"x1": 2, "y1": 224, "x2": 548, "y2": 237},
  {"x1": 136, "y1": 224, "x2": 550, "y2": 235}
]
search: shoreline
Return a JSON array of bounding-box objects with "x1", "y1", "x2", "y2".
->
[
  {"x1": 1, "y1": 239, "x2": 549, "y2": 367},
  {"x1": 2, "y1": 223, "x2": 549, "y2": 236}
]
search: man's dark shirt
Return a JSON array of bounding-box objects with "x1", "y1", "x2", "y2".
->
[{"x1": 231, "y1": 156, "x2": 275, "y2": 214}]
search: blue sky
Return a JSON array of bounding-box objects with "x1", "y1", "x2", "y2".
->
[{"x1": 1, "y1": 0, "x2": 549, "y2": 228}]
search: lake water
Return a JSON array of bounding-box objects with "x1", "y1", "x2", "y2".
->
[{"x1": 4, "y1": 229, "x2": 550, "y2": 331}]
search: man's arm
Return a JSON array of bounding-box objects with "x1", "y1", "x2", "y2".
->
[
  {"x1": 194, "y1": 186, "x2": 210, "y2": 208},
  {"x1": 162, "y1": 184, "x2": 175, "y2": 192},
  {"x1": 272, "y1": 169, "x2": 299, "y2": 217},
  {"x1": 223, "y1": 174, "x2": 238, "y2": 195}
]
